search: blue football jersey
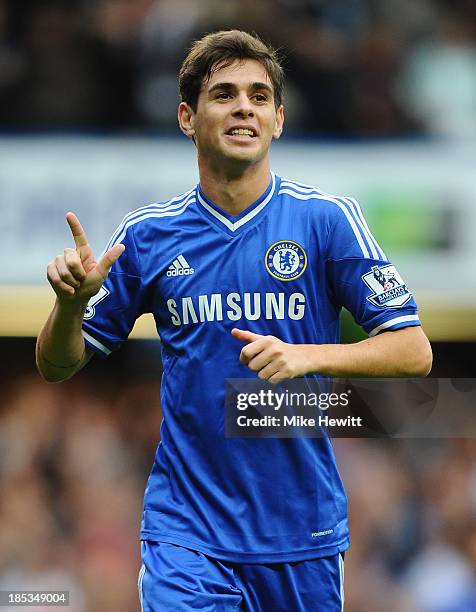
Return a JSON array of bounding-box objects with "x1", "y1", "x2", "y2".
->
[{"x1": 82, "y1": 173, "x2": 420, "y2": 563}]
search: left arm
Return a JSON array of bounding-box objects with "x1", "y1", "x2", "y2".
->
[{"x1": 232, "y1": 326, "x2": 432, "y2": 384}]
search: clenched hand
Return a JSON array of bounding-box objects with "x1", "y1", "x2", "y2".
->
[{"x1": 231, "y1": 328, "x2": 309, "y2": 384}]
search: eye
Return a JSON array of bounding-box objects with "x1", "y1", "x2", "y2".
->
[
  {"x1": 216, "y1": 92, "x2": 231, "y2": 100},
  {"x1": 253, "y1": 93, "x2": 268, "y2": 103}
]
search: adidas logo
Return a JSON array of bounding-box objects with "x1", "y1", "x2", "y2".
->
[{"x1": 166, "y1": 254, "x2": 195, "y2": 277}]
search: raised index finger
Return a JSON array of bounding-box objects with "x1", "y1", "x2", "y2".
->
[{"x1": 66, "y1": 212, "x2": 89, "y2": 248}]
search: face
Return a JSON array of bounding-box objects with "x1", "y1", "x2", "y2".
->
[{"x1": 179, "y1": 59, "x2": 284, "y2": 169}]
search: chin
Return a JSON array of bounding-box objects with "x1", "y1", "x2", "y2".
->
[
  {"x1": 223, "y1": 145, "x2": 262, "y2": 163},
  {"x1": 227, "y1": 150, "x2": 257, "y2": 162}
]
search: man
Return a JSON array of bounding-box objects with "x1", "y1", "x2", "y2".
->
[{"x1": 37, "y1": 30, "x2": 432, "y2": 611}]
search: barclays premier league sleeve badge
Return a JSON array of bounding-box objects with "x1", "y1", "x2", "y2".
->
[
  {"x1": 265, "y1": 240, "x2": 307, "y2": 281},
  {"x1": 362, "y1": 264, "x2": 412, "y2": 308}
]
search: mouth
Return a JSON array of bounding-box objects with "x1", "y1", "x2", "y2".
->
[{"x1": 225, "y1": 127, "x2": 257, "y2": 138}]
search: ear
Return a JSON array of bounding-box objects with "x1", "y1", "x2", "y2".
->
[
  {"x1": 273, "y1": 105, "x2": 285, "y2": 140},
  {"x1": 178, "y1": 102, "x2": 195, "y2": 139}
]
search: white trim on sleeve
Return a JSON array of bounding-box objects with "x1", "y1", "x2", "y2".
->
[
  {"x1": 368, "y1": 315, "x2": 420, "y2": 337},
  {"x1": 82, "y1": 330, "x2": 112, "y2": 355}
]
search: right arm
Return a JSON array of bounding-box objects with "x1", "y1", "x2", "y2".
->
[
  {"x1": 36, "y1": 299, "x2": 93, "y2": 383},
  {"x1": 36, "y1": 212, "x2": 124, "y2": 383}
]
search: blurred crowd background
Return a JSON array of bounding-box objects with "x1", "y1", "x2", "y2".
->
[
  {"x1": 0, "y1": 0, "x2": 476, "y2": 137},
  {"x1": 1, "y1": 0, "x2": 476, "y2": 611},
  {"x1": 0, "y1": 342, "x2": 475, "y2": 612}
]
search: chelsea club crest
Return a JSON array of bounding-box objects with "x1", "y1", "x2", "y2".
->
[{"x1": 265, "y1": 240, "x2": 307, "y2": 281}]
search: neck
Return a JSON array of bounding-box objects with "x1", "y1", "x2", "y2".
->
[{"x1": 198, "y1": 157, "x2": 271, "y2": 217}]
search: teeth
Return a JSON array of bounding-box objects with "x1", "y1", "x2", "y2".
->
[{"x1": 230, "y1": 129, "x2": 254, "y2": 136}]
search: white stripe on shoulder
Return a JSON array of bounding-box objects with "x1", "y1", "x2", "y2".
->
[
  {"x1": 108, "y1": 193, "x2": 195, "y2": 249},
  {"x1": 280, "y1": 179, "x2": 319, "y2": 192},
  {"x1": 106, "y1": 188, "x2": 195, "y2": 250},
  {"x1": 346, "y1": 197, "x2": 386, "y2": 260},
  {"x1": 369, "y1": 315, "x2": 420, "y2": 337},
  {"x1": 279, "y1": 187, "x2": 371, "y2": 258},
  {"x1": 340, "y1": 197, "x2": 379, "y2": 260},
  {"x1": 279, "y1": 179, "x2": 387, "y2": 260},
  {"x1": 82, "y1": 330, "x2": 112, "y2": 355}
]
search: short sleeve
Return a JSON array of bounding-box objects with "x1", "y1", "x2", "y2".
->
[
  {"x1": 82, "y1": 224, "x2": 145, "y2": 356},
  {"x1": 325, "y1": 197, "x2": 421, "y2": 337}
]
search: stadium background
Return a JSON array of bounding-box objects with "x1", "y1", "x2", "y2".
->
[{"x1": 0, "y1": 0, "x2": 475, "y2": 610}]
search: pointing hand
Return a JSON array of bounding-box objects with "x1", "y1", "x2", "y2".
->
[
  {"x1": 47, "y1": 212, "x2": 125, "y2": 304},
  {"x1": 231, "y1": 328, "x2": 309, "y2": 384}
]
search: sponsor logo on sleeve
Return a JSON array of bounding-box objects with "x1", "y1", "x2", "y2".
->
[{"x1": 362, "y1": 265, "x2": 411, "y2": 308}]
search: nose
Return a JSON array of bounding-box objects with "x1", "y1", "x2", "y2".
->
[{"x1": 232, "y1": 92, "x2": 254, "y2": 118}]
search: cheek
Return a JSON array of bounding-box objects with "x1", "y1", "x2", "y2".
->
[
  {"x1": 262, "y1": 112, "x2": 277, "y2": 131},
  {"x1": 195, "y1": 118, "x2": 213, "y2": 142},
  {"x1": 200, "y1": 114, "x2": 221, "y2": 137}
]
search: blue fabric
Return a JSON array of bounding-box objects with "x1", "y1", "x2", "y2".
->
[
  {"x1": 82, "y1": 173, "x2": 420, "y2": 562},
  {"x1": 139, "y1": 540, "x2": 344, "y2": 611}
]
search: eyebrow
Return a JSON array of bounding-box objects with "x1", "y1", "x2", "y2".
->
[{"x1": 207, "y1": 81, "x2": 274, "y2": 95}]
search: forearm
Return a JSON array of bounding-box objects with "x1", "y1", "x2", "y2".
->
[
  {"x1": 301, "y1": 327, "x2": 432, "y2": 378},
  {"x1": 36, "y1": 298, "x2": 90, "y2": 382}
]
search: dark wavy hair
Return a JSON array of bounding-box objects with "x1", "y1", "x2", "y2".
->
[{"x1": 179, "y1": 30, "x2": 284, "y2": 111}]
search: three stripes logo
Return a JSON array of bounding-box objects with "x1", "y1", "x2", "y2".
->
[{"x1": 166, "y1": 254, "x2": 195, "y2": 277}]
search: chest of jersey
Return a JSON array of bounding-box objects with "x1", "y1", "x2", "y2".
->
[{"x1": 153, "y1": 215, "x2": 317, "y2": 330}]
